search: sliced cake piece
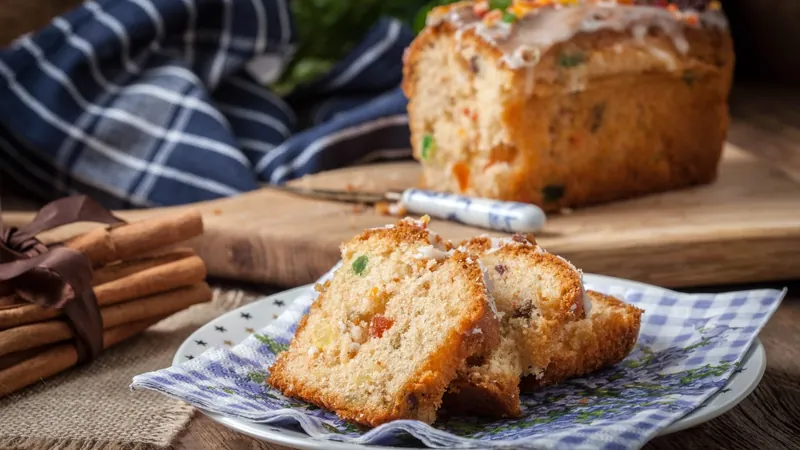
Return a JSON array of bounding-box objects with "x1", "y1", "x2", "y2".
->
[
  {"x1": 520, "y1": 290, "x2": 643, "y2": 391},
  {"x1": 268, "y1": 217, "x2": 500, "y2": 427},
  {"x1": 443, "y1": 234, "x2": 587, "y2": 417}
]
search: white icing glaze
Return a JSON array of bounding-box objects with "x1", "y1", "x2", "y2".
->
[
  {"x1": 413, "y1": 244, "x2": 451, "y2": 260},
  {"x1": 429, "y1": 3, "x2": 727, "y2": 70},
  {"x1": 484, "y1": 235, "x2": 543, "y2": 254},
  {"x1": 582, "y1": 285, "x2": 593, "y2": 317},
  {"x1": 646, "y1": 45, "x2": 678, "y2": 71},
  {"x1": 471, "y1": 327, "x2": 483, "y2": 335}
]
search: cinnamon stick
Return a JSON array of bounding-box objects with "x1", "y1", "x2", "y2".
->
[
  {"x1": 64, "y1": 210, "x2": 203, "y2": 266},
  {"x1": 0, "y1": 283, "x2": 211, "y2": 357},
  {"x1": 0, "y1": 345, "x2": 56, "y2": 371},
  {"x1": 0, "y1": 315, "x2": 167, "y2": 398},
  {"x1": 90, "y1": 247, "x2": 196, "y2": 286},
  {"x1": 0, "y1": 255, "x2": 207, "y2": 330}
]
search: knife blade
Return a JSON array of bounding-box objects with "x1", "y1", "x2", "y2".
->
[{"x1": 273, "y1": 185, "x2": 546, "y2": 233}]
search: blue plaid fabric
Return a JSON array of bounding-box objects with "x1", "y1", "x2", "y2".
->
[
  {"x1": 131, "y1": 264, "x2": 786, "y2": 449},
  {"x1": 0, "y1": 0, "x2": 414, "y2": 209}
]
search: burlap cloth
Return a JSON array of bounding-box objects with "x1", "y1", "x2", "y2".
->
[{"x1": 0, "y1": 287, "x2": 263, "y2": 450}]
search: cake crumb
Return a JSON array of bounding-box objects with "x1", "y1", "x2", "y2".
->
[{"x1": 376, "y1": 201, "x2": 408, "y2": 217}]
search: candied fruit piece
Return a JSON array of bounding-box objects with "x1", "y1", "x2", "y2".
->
[{"x1": 370, "y1": 315, "x2": 394, "y2": 338}]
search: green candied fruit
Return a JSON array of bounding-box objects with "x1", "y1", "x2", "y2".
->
[
  {"x1": 502, "y1": 11, "x2": 517, "y2": 23},
  {"x1": 558, "y1": 51, "x2": 586, "y2": 68},
  {"x1": 421, "y1": 134, "x2": 436, "y2": 161},
  {"x1": 489, "y1": 0, "x2": 512, "y2": 10},
  {"x1": 542, "y1": 184, "x2": 565, "y2": 203},
  {"x1": 352, "y1": 255, "x2": 368, "y2": 275}
]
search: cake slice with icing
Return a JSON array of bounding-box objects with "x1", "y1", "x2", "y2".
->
[{"x1": 268, "y1": 217, "x2": 500, "y2": 426}]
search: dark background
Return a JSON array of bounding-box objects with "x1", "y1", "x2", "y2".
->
[
  {"x1": 1, "y1": 1, "x2": 798, "y2": 86},
  {"x1": 723, "y1": 0, "x2": 800, "y2": 85}
]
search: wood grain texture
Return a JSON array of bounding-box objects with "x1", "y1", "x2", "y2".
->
[
  {"x1": 6, "y1": 144, "x2": 800, "y2": 289},
  {"x1": 170, "y1": 282, "x2": 800, "y2": 450}
]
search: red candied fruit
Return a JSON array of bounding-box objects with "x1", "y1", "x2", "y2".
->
[{"x1": 370, "y1": 315, "x2": 394, "y2": 338}]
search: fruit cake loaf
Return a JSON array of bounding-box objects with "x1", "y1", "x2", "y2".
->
[
  {"x1": 267, "y1": 217, "x2": 500, "y2": 427},
  {"x1": 403, "y1": 0, "x2": 734, "y2": 212},
  {"x1": 521, "y1": 289, "x2": 644, "y2": 391},
  {"x1": 443, "y1": 234, "x2": 587, "y2": 417}
]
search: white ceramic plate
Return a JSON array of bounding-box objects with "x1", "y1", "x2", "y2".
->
[{"x1": 173, "y1": 274, "x2": 767, "y2": 450}]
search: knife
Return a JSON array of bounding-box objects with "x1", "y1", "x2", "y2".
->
[{"x1": 274, "y1": 186, "x2": 546, "y2": 233}]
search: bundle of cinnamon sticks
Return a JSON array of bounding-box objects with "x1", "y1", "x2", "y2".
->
[{"x1": 0, "y1": 210, "x2": 210, "y2": 398}]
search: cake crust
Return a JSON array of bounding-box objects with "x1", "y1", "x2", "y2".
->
[{"x1": 521, "y1": 290, "x2": 644, "y2": 391}]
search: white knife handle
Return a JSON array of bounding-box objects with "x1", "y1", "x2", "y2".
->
[{"x1": 400, "y1": 189, "x2": 546, "y2": 233}]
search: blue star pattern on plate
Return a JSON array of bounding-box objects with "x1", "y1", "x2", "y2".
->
[
  {"x1": 215, "y1": 326, "x2": 227, "y2": 333},
  {"x1": 273, "y1": 299, "x2": 285, "y2": 307},
  {"x1": 240, "y1": 312, "x2": 252, "y2": 320},
  {"x1": 195, "y1": 340, "x2": 207, "y2": 347}
]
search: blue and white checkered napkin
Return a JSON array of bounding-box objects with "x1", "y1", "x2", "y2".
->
[
  {"x1": 0, "y1": 0, "x2": 413, "y2": 209},
  {"x1": 131, "y1": 265, "x2": 786, "y2": 450}
]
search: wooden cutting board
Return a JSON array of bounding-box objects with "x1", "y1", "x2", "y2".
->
[{"x1": 5, "y1": 143, "x2": 800, "y2": 289}]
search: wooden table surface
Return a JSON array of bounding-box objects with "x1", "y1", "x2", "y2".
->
[
  {"x1": 170, "y1": 279, "x2": 800, "y2": 450},
  {"x1": 2, "y1": 84, "x2": 798, "y2": 449},
  {"x1": 164, "y1": 80, "x2": 800, "y2": 450}
]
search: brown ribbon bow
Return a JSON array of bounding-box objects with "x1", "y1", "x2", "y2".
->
[{"x1": 0, "y1": 196, "x2": 124, "y2": 362}]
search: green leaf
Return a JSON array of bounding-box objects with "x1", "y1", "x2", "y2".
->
[
  {"x1": 414, "y1": 0, "x2": 461, "y2": 34},
  {"x1": 421, "y1": 134, "x2": 435, "y2": 160},
  {"x1": 502, "y1": 11, "x2": 517, "y2": 23},
  {"x1": 352, "y1": 255, "x2": 369, "y2": 275},
  {"x1": 558, "y1": 51, "x2": 586, "y2": 68},
  {"x1": 270, "y1": 0, "x2": 439, "y2": 96},
  {"x1": 254, "y1": 334, "x2": 289, "y2": 354},
  {"x1": 541, "y1": 184, "x2": 565, "y2": 203},
  {"x1": 489, "y1": 0, "x2": 512, "y2": 10}
]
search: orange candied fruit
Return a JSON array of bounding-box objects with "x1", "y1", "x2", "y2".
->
[
  {"x1": 369, "y1": 315, "x2": 394, "y2": 338},
  {"x1": 482, "y1": 9, "x2": 503, "y2": 26},
  {"x1": 473, "y1": 1, "x2": 490, "y2": 17},
  {"x1": 452, "y1": 162, "x2": 471, "y2": 192},
  {"x1": 419, "y1": 214, "x2": 431, "y2": 226},
  {"x1": 368, "y1": 286, "x2": 381, "y2": 301}
]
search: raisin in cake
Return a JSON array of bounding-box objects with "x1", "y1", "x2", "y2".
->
[
  {"x1": 268, "y1": 217, "x2": 500, "y2": 427},
  {"x1": 443, "y1": 234, "x2": 588, "y2": 417},
  {"x1": 403, "y1": 0, "x2": 734, "y2": 212},
  {"x1": 521, "y1": 289, "x2": 644, "y2": 391}
]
